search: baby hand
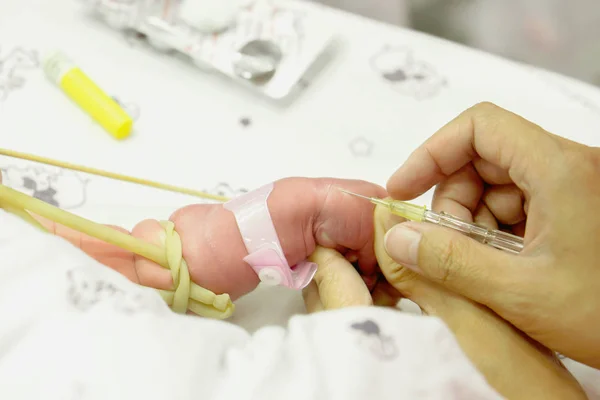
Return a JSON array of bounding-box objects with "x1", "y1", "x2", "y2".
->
[{"x1": 43, "y1": 177, "x2": 386, "y2": 301}]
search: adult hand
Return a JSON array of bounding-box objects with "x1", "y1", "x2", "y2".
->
[
  {"x1": 302, "y1": 246, "x2": 401, "y2": 313},
  {"x1": 371, "y1": 204, "x2": 587, "y2": 399},
  {"x1": 383, "y1": 102, "x2": 600, "y2": 368}
]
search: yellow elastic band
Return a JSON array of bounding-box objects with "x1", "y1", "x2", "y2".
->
[
  {"x1": 0, "y1": 149, "x2": 236, "y2": 319},
  {"x1": 156, "y1": 220, "x2": 234, "y2": 318}
]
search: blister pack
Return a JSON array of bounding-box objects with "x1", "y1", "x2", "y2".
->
[{"x1": 79, "y1": 0, "x2": 335, "y2": 99}]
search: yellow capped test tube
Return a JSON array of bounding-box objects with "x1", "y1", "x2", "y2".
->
[{"x1": 43, "y1": 51, "x2": 133, "y2": 140}]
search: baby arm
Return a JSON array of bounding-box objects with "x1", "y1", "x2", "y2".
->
[{"x1": 41, "y1": 177, "x2": 387, "y2": 302}]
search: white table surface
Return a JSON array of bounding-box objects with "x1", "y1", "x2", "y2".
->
[{"x1": 1, "y1": 1, "x2": 600, "y2": 395}]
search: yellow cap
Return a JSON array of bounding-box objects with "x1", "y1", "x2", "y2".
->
[
  {"x1": 60, "y1": 68, "x2": 133, "y2": 139},
  {"x1": 44, "y1": 51, "x2": 133, "y2": 140}
]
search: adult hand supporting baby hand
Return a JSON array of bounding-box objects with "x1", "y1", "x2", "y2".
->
[
  {"x1": 383, "y1": 102, "x2": 600, "y2": 369},
  {"x1": 36, "y1": 178, "x2": 386, "y2": 302},
  {"x1": 302, "y1": 246, "x2": 401, "y2": 313}
]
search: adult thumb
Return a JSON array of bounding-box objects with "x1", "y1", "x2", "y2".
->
[{"x1": 383, "y1": 221, "x2": 521, "y2": 306}]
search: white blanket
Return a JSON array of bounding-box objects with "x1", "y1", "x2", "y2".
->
[
  {"x1": 0, "y1": 211, "x2": 501, "y2": 399},
  {"x1": 1, "y1": 0, "x2": 600, "y2": 397}
]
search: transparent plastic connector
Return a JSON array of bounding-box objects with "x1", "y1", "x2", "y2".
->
[{"x1": 423, "y1": 211, "x2": 524, "y2": 254}]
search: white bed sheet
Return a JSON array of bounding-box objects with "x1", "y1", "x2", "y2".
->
[{"x1": 1, "y1": 0, "x2": 600, "y2": 396}]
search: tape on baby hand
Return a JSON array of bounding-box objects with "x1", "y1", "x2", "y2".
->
[{"x1": 223, "y1": 182, "x2": 317, "y2": 289}]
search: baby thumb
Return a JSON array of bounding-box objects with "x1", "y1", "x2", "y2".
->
[{"x1": 383, "y1": 221, "x2": 519, "y2": 306}]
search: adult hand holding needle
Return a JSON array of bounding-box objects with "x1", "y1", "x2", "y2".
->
[{"x1": 380, "y1": 102, "x2": 600, "y2": 370}]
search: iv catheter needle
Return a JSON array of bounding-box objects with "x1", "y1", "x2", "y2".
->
[{"x1": 339, "y1": 188, "x2": 524, "y2": 254}]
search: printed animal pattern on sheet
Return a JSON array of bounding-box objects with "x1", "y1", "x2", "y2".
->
[
  {"x1": 238, "y1": 0, "x2": 307, "y2": 56},
  {"x1": 239, "y1": 116, "x2": 252, "y2": 127},
  {"x1": 100, "y1": 0, "x2": 307, "y2": 61},
  {"x1": 209, "y1": 182, "x2": 249, "y2": 198},
  {"x1": 0, "y1": 47, "x2": 39, "y2": 102},
  {"x1": 66, "y1": 267, "x2": 165, "y2": 315},
  {"x1": 186, "y1": 0, "x2": 308, "y2": 63},
  {"x1": 350, "y1": 319, "x2": 398, "y2": 360},
  {"x1": 348, "y1": 136, "x2": 373, "y2": 157},
  {"x1": 0, "y1": 165, "x2": 90, "y2": 209},
  {"x1": 370, "y1": 45, "x2": 447, "y2": 100}
]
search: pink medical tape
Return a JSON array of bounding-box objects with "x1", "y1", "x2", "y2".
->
[{"x1": 223, "y1": 182, "x2": 317, "y2": 289}]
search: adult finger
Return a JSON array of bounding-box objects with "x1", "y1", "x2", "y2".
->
[
  {"x1": 387, "y1": 102, "x2": 561, "y2": 200},
  {"x1": 431, "y1": 163, "x2": 484, "y2": 221},
  {"x1": 373, "y1": 203, "x2": 443, "y2": 306},
  {"x1": 302, "y1": 281, "x2": 324, "y2": 313},
  {"x1": 482, "y1": 185, "x2": 526, "y2": 225},
  {"x1": 472, "y1": 203, "x2": 499, "y2": 230},
  {"x1": 473, "y1": 159, "x2": 512, "y2": 185},
  {"x1": 370, "y1": 280, "x2": 403, "y2": 307},
  {"x1": 305, "y1": 246, "x2": 372, "y2": 310},
  {"x1": 383, "y1": 220, "x2": 533, "y2": 309},
  {"x1": 511, "y1": 221, "x2": 526, "y2": 237},
  {"x1": 373, "y1": 203, "x2": 421, "y2": 297}
]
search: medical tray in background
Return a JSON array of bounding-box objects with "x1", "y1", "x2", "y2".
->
[{"x1": 78, "y1": 0, "x2": 336, "y2": 100}]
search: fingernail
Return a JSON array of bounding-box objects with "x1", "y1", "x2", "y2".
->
[{"x1": 384, "y1": 224, "x2": 422, "y2": 273}]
